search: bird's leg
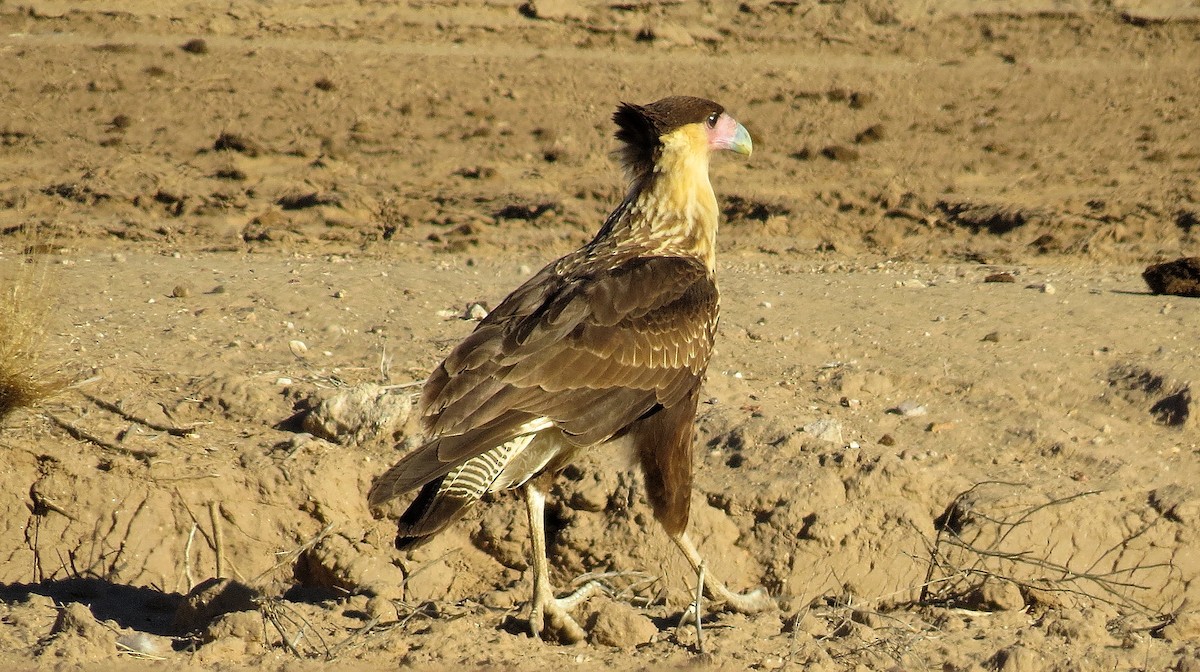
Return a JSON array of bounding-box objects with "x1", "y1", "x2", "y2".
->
[
  {"x1": 670, "y1": 532, "x2": 774, "y2": 614},
  {"x1": 675, "y1": 560, "x2": 706, "y2": 654},
  {"x1": 523, "y1": 482, "x2": 604, "y2": 643}
]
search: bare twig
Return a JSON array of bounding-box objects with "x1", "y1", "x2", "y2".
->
[
  {"x1": 920, "y1": 481, "x2": 1179, "y2": 617},
  {"x1": 80, "y1": 392, "x2": 200, "y2": 437},
  {"x1": 43, "y1": 412, "x2": 158, "y2": 461},
  {"x1": 209, "y1": 502, "x2": 226, "y2": 579},
  {"x1": 183, "y1": 523, "x2": 197, "y2": 591}
]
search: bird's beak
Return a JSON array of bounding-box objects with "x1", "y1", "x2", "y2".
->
[{"x1": 729, "y1": 122, "x2": 753, "y2": 157}]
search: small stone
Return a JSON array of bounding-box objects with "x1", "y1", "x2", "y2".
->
[
  {"x1": 365, "y1": 596, "x2": 397, "y2": 622},
  {"x1": 892, "y1": 401, "x2": 927, "y2": 417},
  {"x1": 1042, "y1": 283, "x2": 1056, "y2": 294},
  {"x1": 927, "y1": 421, "x2": 956, "y2": 433},
  {"x1": 981, "y1": 331, "x2": 1001, "y2": 342},
  {"x1": 181, "y1": 38, "x2": 208, "y2": 54},
  {"x1": 117, "y1": 632, "x2": 170, "y2": 657},
  {"x1": 171, "y1": 284, "x2": 192, "y2": 298},
  {"x1": 519, "y1": 0, "x2": 588, "y2": 21},
  {"x1": 302, "y1": 383, "x2": 413, "y2": 446},
  {"x1": 984, "y1": 272, "x2": 1016, "y2": 283},
  {"x1": 975, "y1": 577, "x2": 1025, "y2": 611},
  {"x1": 879, "y1": 433, "x2": 896, "y2": 446},
  {"x1": 466, "y1": 302, "x2": 489, "y2": 320},
  {"x1": 587, "y1": 599, "x2": 657, "y2": 648},
  {"x1": 802, "y1": 418, "x2": 843, "y2": 443},
  {"x1": 333, "y1": 289, "x2": 347, "y2": 299},
  {"x1": 288, "y1": 340, "x2": 308, "y2": 357}
]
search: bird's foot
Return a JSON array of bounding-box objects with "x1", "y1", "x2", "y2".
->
[
  {"x1": 712, "y1": 584, "x2": 774, "y2": 615},
  {"x1": 670, "y1": 533, "x2": 775, "y2": 615},
  {"x1": 528, "y1": 580, "x2": 607, "y2": 644}
]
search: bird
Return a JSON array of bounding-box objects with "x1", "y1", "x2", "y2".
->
[{"x1": 368, "y1": 95, "x2": 772, "y2": 642}]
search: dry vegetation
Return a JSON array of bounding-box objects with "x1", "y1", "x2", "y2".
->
[{"x1": 0, "y1": 248, "x2": 64, "y2": 423}]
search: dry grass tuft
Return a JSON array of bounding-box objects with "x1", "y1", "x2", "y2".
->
[{"x1": 0, "y1": 249, "x2": 65, "y2": 423}]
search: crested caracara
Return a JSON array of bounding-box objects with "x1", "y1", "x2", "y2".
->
[{"x1": 369, "y1": 96, "x2": 770, "y2": 642}]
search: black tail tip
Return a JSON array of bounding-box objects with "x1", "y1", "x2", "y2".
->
[{"x1": 394, "y1": 532, "x2": 430, "y2": 552}]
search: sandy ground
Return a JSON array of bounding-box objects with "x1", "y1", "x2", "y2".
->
[{"x1": 1, "y1": 1, "x2": 1199, "y2": 669}]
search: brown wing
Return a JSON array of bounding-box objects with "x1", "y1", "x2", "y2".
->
[{"x1": 367, "y1": 254, "x2": 717, "y2": 507}]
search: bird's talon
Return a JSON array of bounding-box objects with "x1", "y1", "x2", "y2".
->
[{"x1": 529, "y1": 597, "x2": 587, "y2": 644}]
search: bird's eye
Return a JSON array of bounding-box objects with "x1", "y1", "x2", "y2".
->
[{"x1": 706, "y1": 112, "x2": 720, "y2": 128}]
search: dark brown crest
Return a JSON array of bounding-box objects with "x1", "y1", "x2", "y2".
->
[{"x1": 613, "y1": 96, "x2": 724, "y2": 176}]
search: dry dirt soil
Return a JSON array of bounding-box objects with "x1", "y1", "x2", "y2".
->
[{"x1": 2, "y1": 1, "x2": 1200, "y2": 670}]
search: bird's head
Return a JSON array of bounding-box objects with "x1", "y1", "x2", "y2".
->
[{"x1": 613, "y1": 96, "x2": 752, "y2": 179}]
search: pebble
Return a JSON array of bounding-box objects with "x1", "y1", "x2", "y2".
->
[
  {"x1": 587, "y1": 600, "x2": 657, "y2": 648},
  {"x1": 893, "y1": 400, "x2": 927, "y2": 417},
  {"x1": 288, "y1": 340, "x2": 308, "y2": 357},
  {"x1": 803, "y1": 418, "x2": 843, "y2": 443},
  {"x1": 117, "y1": 632, "x2": 169, "y2": 657}
]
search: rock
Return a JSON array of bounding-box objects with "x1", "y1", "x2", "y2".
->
[
  {"x1": 974, "y1": 577, "x2": 1024, "y2": 611},
  {"x1": 984, "y1": 272, "x2": 1017, "y2": 283},
  {"x1": 116, "y1": 631, "x2": 171, "y2": 657},
  {"x1": 173, "y1": 578, "x2": 260, "y2": 633},
  {"x1": 802, "y1": 418, "x2": 843, "y2": 443},
  {"x1": 892, "y1": 400, "x2": 927, "y2": 417},
  {"x1": 302, "y1": 383, "x2": 413, "y2": 445},
  {"x1": 519, "y1": 0, "x2": 587, "y2": 21},
  {"x1": 586, "y1": 598, "x2": 657, "y2": 648},
  {"x1": 1144, "y1": 257, "x2": 1200, "y2": 297}
]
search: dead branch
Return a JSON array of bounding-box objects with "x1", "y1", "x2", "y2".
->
[
  {"x1": 42, "y1": 412, "x2": 158, "y2": 462},
  {"x1": 80, "y1": 392, "x2": 201, "y2": 437}
]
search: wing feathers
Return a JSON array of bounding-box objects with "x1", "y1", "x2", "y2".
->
[{"x1": 371, "y1": 255, "x2": 717, "y2": 507}]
